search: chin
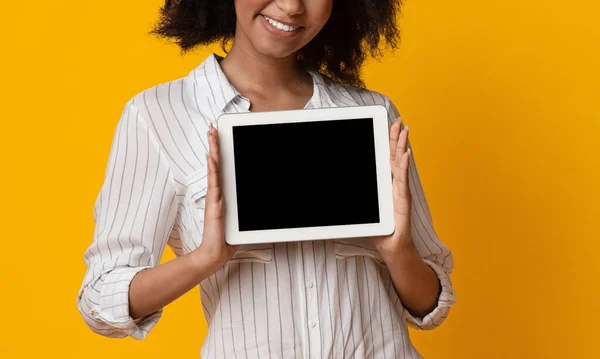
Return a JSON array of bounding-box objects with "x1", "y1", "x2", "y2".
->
[{"x1": 252, "y1": 40, "x2": 301, "y2": 60}]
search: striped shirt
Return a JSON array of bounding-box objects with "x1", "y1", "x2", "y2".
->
[{"x1": 77, "y1": 53, "x2": 456, "y2": 359}]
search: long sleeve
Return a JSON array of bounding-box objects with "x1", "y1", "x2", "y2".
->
[
  {"x1": 76, "y1": 99, "x2": 180, "y2": 339},
  {"x1": 384, "y1": 96, "x2": 457, "y2": 330}
]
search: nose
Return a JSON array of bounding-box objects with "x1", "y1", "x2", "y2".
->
[{"x1": 274, "y1": 0, "x2": 305, "y2": 16}]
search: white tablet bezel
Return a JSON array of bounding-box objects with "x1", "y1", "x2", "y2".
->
[{"x1": 217, "y1": 105, "x2": 395, "y2": 245}]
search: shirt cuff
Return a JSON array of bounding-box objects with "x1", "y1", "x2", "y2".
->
[
  {"x1": 90, "y1": 266, "x2": 162, "y2": 340},
  {"x1": 403, "y1": 259, "x2": 456, "y2": 330}
]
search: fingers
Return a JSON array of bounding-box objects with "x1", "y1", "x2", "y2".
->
[
  {"x1": 203, "y1": 123, "x2": 232, "y2": 260},
  {"x1": 208, "y1": 122, "x2": 220, "y2": 168},
  {"x1": 389, "y1": 118, "x2": 402, "y2": 172},
  {"x1": 393, "y1": 124, "x2": 411, "y2": 201},
  {"x1": 206, "y1": 124, "x2": 222, "y2": 207}
]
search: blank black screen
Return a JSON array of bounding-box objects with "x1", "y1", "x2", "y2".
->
[{"x1": 232, "y1": 118, "x2": 380, "y2": 231}]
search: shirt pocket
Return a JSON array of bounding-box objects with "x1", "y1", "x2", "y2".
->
[
  {"x1": 185, "y1": 167, "x2": 274, "y2": 264},
  {"x1": 229, "y1": 243, "x2": 274, "y2": 264},
  {"x1": 333, "y1": 237, "x2": 387, "y2": 268},
  {"x1": 186, "y1": 167, "x2": 209, "y2": 207}
]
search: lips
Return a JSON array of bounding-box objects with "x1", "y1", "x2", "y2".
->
[{"x1": 261, "y1": 14, "x2": 303, "y2": 32}]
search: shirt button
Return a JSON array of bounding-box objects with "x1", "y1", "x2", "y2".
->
[
  {"x1": 309, "y1": 320, "x2": 316, "y2": 328},
  {"x1": 307, "y1": 281, "x2": 314, "y2": 288}
]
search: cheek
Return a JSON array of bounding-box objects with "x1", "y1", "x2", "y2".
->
[
  {"x1": 233, "y1": 0, "x2": 257, "y2": 28},
  {"x1": 308, "y1": 1, "x2": 333, "y2": 30},
  {"x1": 235, "y1": 0, "x2": 271, "y2": 17}
]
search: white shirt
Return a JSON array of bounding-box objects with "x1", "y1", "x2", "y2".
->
[{"x1": 77, "y1": 53, "x2": 456, "y2": 359}]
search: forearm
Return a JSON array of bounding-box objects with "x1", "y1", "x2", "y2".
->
[
  {"x1": 129, "y1": 251, "x2": 218, "y2": 320},
  {"x1": 382, "y1": 242, "x2": 441, "y2": 319}
]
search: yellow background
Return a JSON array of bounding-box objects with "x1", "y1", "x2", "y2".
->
[{"x1": 1, "y1": 0, "x2": 598, "y2": 357}]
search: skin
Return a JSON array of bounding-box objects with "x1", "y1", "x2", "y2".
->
[
  {"x1": 128, "y1": 0, "x2": 440, "y2": 323},
  {"x1": 219, "y1": 0, "x2": 332, "y2": 111},
  {"x1": 371, "y1": 120, "x2": 441, "y2": 319}
]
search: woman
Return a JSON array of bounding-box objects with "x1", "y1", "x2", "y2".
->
[{"x1": 77, "y1": 0, "x2": 456, "y2": 358}]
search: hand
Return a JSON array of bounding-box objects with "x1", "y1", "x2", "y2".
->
[
  {"x1": 371, "y1": 118, "x2": 415, "y2": 257},
  {"x1": 191, "y1": 122, "x2": 240, "y2": 269}
]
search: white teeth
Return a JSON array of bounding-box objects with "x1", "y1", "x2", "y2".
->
[{"x1": 263, "y1": 15, "x2": 299, "y2": 32}]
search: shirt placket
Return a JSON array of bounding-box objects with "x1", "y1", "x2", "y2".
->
[{"x1": 301, "y1": 241, "x2": 322, "y2": 359}]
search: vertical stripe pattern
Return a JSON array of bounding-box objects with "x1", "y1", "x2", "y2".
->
[{"x1": 77, "y1": 53, "x2": 456, "y2": 358}]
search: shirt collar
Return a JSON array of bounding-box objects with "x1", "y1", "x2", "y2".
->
[
  {"x1": 307, "y1": 70, "x2": 359, "y2": 108},
  {"x1": 190, "y1": 53, "x2": 352, "y2": 111},
  {"x1": 190, "y1": 53, "x2": 241, "y2": 112},
  {"x1": 307, "y1": 70, "x2": 324, "y2": 108}
]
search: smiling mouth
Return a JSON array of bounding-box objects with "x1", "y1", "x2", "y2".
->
[{"x1": 261, "y1": 15, "x2": 303, "y2": 32}]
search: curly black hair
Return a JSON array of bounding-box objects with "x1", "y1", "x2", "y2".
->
[{"x1": 151, "y1": 0, "x2": 402, "y2": 88}]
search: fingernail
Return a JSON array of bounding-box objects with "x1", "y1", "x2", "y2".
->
[{"x1": 403, "y1": 124, "x2": 409, "y2": 132}]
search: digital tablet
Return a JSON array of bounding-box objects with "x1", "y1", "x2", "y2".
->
[{"x1": 216, "y1": 105, "x2": 395, "y2": 245}]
